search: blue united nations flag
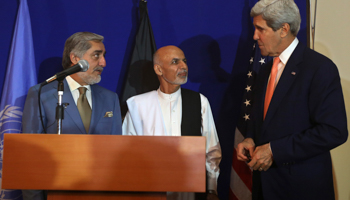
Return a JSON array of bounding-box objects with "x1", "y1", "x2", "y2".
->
[{"x1": 0, "y1": 0, "x2": 37, "y2": 199}]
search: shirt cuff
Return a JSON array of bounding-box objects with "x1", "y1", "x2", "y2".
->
[{"x1": 207, "y1": 174, "x2": 217, "y2": 192}]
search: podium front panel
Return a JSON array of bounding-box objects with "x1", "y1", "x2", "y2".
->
[
  {"x1": 47, "y1": 191, "x2": 167, "y2": 200},
  {"x1": 2, "y1": 134, "x2": 206, "y2": 193}
]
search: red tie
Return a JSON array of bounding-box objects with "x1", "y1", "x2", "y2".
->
[{"x1": 264, "y1": 57, "x2": 280, "y2": 120}]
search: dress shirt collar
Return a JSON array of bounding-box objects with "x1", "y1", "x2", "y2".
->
[
  {"x1": 66, "y1": 75, "x2": 91, "y2": 92},
  {"x1": 279, "y1": 37, "x2": 299, "y2": 65},
  {"x1": 157, "y1": 87, "x2": 181, "y2": 102}
]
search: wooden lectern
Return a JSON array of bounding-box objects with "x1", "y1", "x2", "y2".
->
[{"x1": 2, "y1": 134, "x2": 206, "y2": 200}]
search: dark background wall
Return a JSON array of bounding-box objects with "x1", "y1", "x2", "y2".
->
[{"x1": 0, "y1": 0, "x2": 307, "y2": 199}]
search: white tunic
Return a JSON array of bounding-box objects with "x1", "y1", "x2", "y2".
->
[{"x1": 122, "y1": 88, "x2": 221, "y2": 199}]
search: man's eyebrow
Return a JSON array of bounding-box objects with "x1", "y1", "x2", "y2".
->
[
  {"x1": 92, "y1": 50, "x2": 104, "y2": 54},
  {"x1": 92, "y1": 50, "x2": 106, "y2": 56},
  {"x1": 254, "y1": 24, "x2": 263, "y2": 29},
  {"x1": 172, "y1": 57, "x2": 186, "y2": 61}
]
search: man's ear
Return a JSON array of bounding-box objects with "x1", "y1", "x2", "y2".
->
[
  {"x1": 280, "y1": 23, "x2": 290, "y2": 38},
  {"x1": 70, "y1": 53, "x2": 80, "y2": 65},
  {"x1": 154, "y1": 65, "x2": 162, "y2": 76}
]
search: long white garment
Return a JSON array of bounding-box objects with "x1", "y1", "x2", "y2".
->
[{"x1": 122, "y1": 88, "x2": 221, "y2": 199}]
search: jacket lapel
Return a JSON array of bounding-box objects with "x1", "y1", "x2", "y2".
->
[
  {"x1": 263, "y1": 43, "x2": 305, "y2": 131},
  {"x1": 257, "y1": 61, "x2": 272, "y2": 119},
  {"x1": 89, "y1": 85, "x2": 104, "y2": 134},
  {"x1": 53, "y1": 80, "x2": 86, "y2": 134},
  {"x1": 253, "y1": 61, "x2": 272, "y2": 144}
]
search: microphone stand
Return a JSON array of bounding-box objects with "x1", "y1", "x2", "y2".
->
[{"x1": 56, "y1": 79, "x2": 66, "y2": 135}]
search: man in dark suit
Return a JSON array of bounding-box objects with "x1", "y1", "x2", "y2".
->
[
  {"x1": 236, "y1": 0, "x2": 348, "y2": 199},
  {"x1": 21, "y1": 32, "x2": 122, "y2": 200}
]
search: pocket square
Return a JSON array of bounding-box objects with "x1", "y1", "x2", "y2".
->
[{"x1": 104, "y1": 111, "x2": 113, "y2": 118}]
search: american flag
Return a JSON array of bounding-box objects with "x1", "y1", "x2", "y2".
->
[{"x1": 229, "y1": 42, "x2": 271, "y2": 200}]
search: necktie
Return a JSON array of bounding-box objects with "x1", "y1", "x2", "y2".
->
[
  {"x1": 77, "y1": 87, "x2": 92, "y2": 133},
  {"x1": 264, "y1": 57, "x2": 280, "y2": 120}
]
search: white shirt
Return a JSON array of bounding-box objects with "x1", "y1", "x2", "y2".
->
[
  {"x1": 122, "y1": 88, "x2": 221, "y2": 198},
  {"x1": 66, "y1": 76, "x2": 92, "y2": 107},
  {"x1": 273, "y1": 37, "x2": 299, "y2": 88},
  {"x1": 158, "y1": 88, "x2": 182, "y2": 136}
]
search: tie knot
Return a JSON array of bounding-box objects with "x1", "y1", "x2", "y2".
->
[{"x1": 78, "y1": 87, "x2": 87, "y2": 95}]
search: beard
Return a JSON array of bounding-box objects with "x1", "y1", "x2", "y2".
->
[
  {"x1": 162, "y1": 70, "x2": 188, "y2": 85},
  {"x1": 77, "y1": 67, "x2": 103, "y2": 85},
  {"x1": 175, "y1": 75, "x2": 188, "y2": 85}
]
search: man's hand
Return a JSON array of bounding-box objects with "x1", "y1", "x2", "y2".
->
[
  {"x1": 248, "y1": 143, "x2": 273, "y2": 171},
  {"x1": 207, "y1": 193, "x2": 219, "y2": 200},
  {"x1": 236, "y1": 138, "x2": 255, "y2": 162}
]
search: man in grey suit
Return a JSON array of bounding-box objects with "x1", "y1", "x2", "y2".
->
[{"x1": 21, "y1": 32, "x2": 122, "y2": 200}]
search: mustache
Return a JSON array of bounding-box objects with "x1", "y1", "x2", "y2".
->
[
  {"x1": 177, "y1": 69, "x2": 188, "y2": 76},
  {"x1": 93, "y1": 66, "x2": 104, "y2": 72}
]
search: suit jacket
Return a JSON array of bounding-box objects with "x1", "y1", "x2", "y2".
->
[
  {"x1": 21, "y1": 79, "x2": 122, "y2": 200},
  {"x1": 247, "y1": 42, "x2": 348, "y2": 200}
]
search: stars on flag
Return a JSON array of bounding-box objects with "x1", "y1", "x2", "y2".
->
[
  {"x1": 240, "y1": 43, "x2": 271, "y2": 127},
  {"x1": 245, "y1": 85, "x2": 252, "y2": 92},
  {"x1": 244, "y1": 99, "x2": 251, "y2": 106},
  {"x1": 259, "y1": 58, "x2": 266, "y2": 65},
  {"x1": 247, "y1": 71, "x2": 253, "y2": 78},
  {"x1": 243, "y1": 114, "x2": 250, "y2": 121},
  {"x1": 243, "y1": 46, "x2": 256, "y2": 121}
]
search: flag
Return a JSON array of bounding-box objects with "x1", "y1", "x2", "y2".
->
[
  {"x1": 0, "y1": 0, "x2": 37, "y2": 199},
  {"x1": 229, "y1": 42, "x2": 271, "y2": 200},
  {"x1": 120, "y1": 0, "x2": 158, "y2": 116}
]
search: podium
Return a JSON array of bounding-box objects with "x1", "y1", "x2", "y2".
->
[{"x1": 2, "y1": 134, "x2": 206, "y2": 200}]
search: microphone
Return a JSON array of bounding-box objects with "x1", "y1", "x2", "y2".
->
[{"x1": 41, "y1": 60, "x2": 89, "y2": 86}]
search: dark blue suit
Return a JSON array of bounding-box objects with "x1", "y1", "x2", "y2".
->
[
  {"x1": 21, "y1": 79, "x2": 122, "y2": 200},
  {"x1": 248, "y1": 42, "x2": 348, "y2": 200}
]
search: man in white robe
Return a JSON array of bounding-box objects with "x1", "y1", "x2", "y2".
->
[{"x1": 122, "y1": 45, "x2": 221, "y2": 200}]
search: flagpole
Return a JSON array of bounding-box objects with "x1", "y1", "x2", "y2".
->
[{"x1": 310, "y1": 0, "x2": 317, "y2": 50}]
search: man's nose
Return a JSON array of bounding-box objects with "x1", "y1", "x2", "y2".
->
[
  {"x1": 253, "y1": 29, "x2": 259, "y2": 41},
  {"x1": 180, "y1": 61, "x2": 188, "y2": 70},
  {"x1": 99, "y1": 56, "x2": 106, "y2": 67}
]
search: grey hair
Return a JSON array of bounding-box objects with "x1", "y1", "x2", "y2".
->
[
  {"x1": 251, "y1": 0, "x2": 301, "y2": 36},
  {"x1": 62, "y1": 32, "x2": 104, "y2": 69}
]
